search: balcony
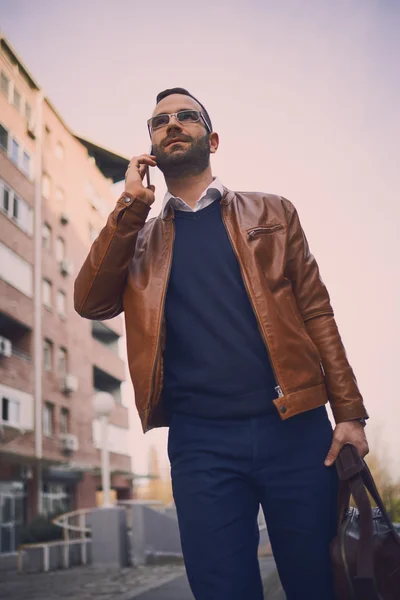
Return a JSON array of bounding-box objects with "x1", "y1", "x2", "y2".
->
[
  {"x1": 0, "y1": 312, "x2": 33, "y2": 391},
  {"x1": 91, "y1": 321, "x2": 120, "y2": 351},
  {"x1": 0, "y1": 382, "x2": 34, "y2": 433},
  {"x1": 92, "y1": 338, "x2": 125, "y2": 383},
  {"x1": 92, "y1": 420, "x2": 130, "y2": 457},
  {"x1": 93, "y1": 367, "x2": 123, "y2": 405},
  {"x1": 92, "y1": 316, "x2": 123, "y2": 339}
]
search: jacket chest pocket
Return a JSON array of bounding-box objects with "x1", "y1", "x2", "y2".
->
[{"x1": 247, "y1": 223, "x2": 284, "y2": 238}]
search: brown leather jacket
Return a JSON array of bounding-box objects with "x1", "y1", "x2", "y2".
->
[{"x1": 74, "y1": 187, "x2": 368, "y2": 432}]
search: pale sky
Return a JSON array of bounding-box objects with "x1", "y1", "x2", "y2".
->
[{"x1": 1, "y1": 0, "x2": 399, "y2": 478}]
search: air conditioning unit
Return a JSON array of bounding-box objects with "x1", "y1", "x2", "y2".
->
[
  {"x1": 61, "y1": 373, "x2": 79, "y2": 394},
  {"x1": 27, "y1": 119, "x2": 36, "y2": 139},
  {"x1": 60, "y1": 433, "x2": 79, "y2": 453},
  {"x1": 60, "y1": 211, "x2": 70, "y2": 225},
  {"x1": 60, "y1": 260, "x2": 73, "y2": 276},
  {"x1": 0, "y1": 337, "x2": 12, "y2": 358}
]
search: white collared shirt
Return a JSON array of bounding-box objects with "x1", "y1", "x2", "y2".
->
[{"x1": 161, "y1": 177, "x2": 224, "y2": 218}]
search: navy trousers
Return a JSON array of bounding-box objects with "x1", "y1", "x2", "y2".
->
[{"x1": 168, "y1": 406, "x2": 338, "y2": 600}]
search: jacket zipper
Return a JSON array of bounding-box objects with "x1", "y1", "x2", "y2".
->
[
  {"x1": 248, "y1": 224, "x2": 283, "y2": 237},
  {"x1": 146, "y1": 221, "x2": 175, "y2": 428},
  {"x1": 221, "y1": 209, "x2": 284, "y2": 400}
]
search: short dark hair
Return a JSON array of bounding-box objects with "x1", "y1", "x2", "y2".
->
[{"x1": 155, "y1": 87, "x2": 213, "y2": 132}]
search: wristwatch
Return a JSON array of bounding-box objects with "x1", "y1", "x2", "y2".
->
[{"x1": 353, "y1": 418, "x2": 367, "y2": 428}]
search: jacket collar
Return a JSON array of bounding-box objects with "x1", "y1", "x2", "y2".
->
[{"x1": 161, "y1": 185, "x2": 234, "y2": 221}]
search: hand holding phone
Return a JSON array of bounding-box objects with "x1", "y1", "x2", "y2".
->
[{"x1": 125, "y1": 152, "x2": 156, "y2": 206}]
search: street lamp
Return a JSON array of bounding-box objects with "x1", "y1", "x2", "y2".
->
[{"x1": 92, "y1": 392, "x2": 115, "y2": 507}]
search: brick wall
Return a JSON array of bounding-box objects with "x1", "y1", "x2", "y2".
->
[{"x1": 0, "y1": 43, "x2": 133, "y2": 522}]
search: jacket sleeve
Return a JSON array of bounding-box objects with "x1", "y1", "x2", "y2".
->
[
  {"x1": 74, "y1": 195, "x2": 151, "y2": 321},
  {"x1": 282, "y1": 197, "x2": 368, "y2": 424}
]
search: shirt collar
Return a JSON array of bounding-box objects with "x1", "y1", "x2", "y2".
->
[{"x1": 161, "y1": 177, "x2": 224, "y2": 218}]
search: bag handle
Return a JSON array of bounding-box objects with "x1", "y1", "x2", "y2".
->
[
  {"x1": 337, "y1": 444, "x2": 400, "y2": 540},
  {"x1": 335, "y1": 444, "x2": 400, "y2": 598},
  {"x1": 336, "y1": 443, "x2": 364, "y2": 533}
]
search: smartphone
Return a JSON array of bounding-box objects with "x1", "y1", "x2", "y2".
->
[
  {"x1": 145, "y1": 145, "x2": 153, "y2": 188},
  {"x1": 145, "y1": 166, "x2": 151, "y2": 188}
]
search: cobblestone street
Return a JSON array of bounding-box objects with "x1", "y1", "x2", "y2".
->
[
  {"x1": 0, "y1": 558, "x2": 283, "y2": 600},
  {"x1": 0, "y1": 563, "x2": 186, "y2": 600}
]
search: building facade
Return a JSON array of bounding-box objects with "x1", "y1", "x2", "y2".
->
[{"x1": 0, "y1": 35, "x2": 133, "y2": 553}]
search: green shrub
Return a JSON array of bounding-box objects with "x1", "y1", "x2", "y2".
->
[{"x1": 19, "y1": 514, "x2": 63, "y2": 545}]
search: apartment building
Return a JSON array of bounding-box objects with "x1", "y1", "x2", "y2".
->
[{"x1": 0, "y1": 35, "x2": 134, "y2": 553}]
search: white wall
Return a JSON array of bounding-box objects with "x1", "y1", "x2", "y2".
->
[
  {"x1": 92, "y1": 418, "x2": 130, "y2": 457},
  {"x1": 0, "y1": 383, "x2": 34, "y2": 430},
  {"x1": 0, "y1": 241, "x2": 32, "y2": 297}
]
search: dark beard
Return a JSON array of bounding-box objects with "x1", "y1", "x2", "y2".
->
[{"x1": 153, "y1": 133, "x2": 210, "y2": 178}]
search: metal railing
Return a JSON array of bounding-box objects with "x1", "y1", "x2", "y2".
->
[
  {"x1": 18, "y1": 538, "x2": 91, "y2": 572},
  {"x1": 52, "y1": 508, "x2": 92, "y2": 538},
  {"x1": 17, "y1": 508, "x2": 93, "y2": 573}
]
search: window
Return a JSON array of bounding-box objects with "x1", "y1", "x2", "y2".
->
[
  {"x1": 55, "y1": 142, "x2": 64, "y2": 160},
  {"x1": 1, "y1": 182, "x2": 10, "y2": 213},
  {"x1": 12, "y1": 195, "x2": 19, "y2": 220},
  {"x1": 11, "y1": 138, "x2": 19, "y2": 165},
  {"x1": 1, "y1": 397, "x2": 20, "y2": 426},
  {"x1": 3, "y1": 190, "x2": 33, "y2": 236},
  {"x1": 42, "y1": 174, "x2": 51, "y2": 199},
  {"x1": 0, "y1": 72, "x2": 10, "y2": 99},
  {"x1": 22, "y1": 152, "x2": 31, "y2": 178},
  {"x1": 43, "y1": 339, "x2": 53, "y2": 372},
  {"x1": 25, "y1": 102, "x2": 32, "y2": 123},
  {"x1": 0, "y1": 124, "x2": 8, "y2": 152},
  {"x1": 43, "y1": 402, "x2": 54, "y2": 437},
  {"x1": 42, "y1": 279, "x2": 52, "y2": 308},
  {"x1": 56, "y1": 290, "x2": 66, "y2": 317},
  {"x1": 41, "y1": 483, "x2": 71, "y2": 517},
  {"x1": 58, "y1": 347, "x2": 68, "y2": 375},
  {"x1": 42, "y1": 223, "x2": 52, "y2": 250},
  {"x1": 13, "y1": 88, "x2": 21, "y2": 112},
  {"x1": 55, "y1": 237, "x2": 65, "y2": 262},
  {"x1": 60, "y1": 408, "x2": 69, "y2": 434}
]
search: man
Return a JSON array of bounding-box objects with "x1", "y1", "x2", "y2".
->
[{"x1": 74, "y1": 88, "x2": 369, "y2": 600}]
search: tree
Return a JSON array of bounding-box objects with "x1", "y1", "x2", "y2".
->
[{"x1": 365, "y1": 452, "x2": 400, "y2": 522}]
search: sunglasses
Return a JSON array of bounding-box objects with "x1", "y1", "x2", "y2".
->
[{"x1": 147, "y1": 110, "x2": 211, "y2": 135}]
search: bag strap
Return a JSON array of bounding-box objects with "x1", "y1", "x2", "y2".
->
[
  {"x1": 336, "y1": 444, "x2": 364, "y2": 534},
  {"x1": 336, "y1": 445, "x2": 374, "y2": 580},
  {"x1": 335, "y1": 444, "x2": 400, "y2": 598},
  {"x1": 337, "y1": 444, "x2": 400, "y2": 542},
  {"x1": 348, "y1": 474, "x2": 374, "y2": 579},
  {"x1": 361, "y1": 462, "x2": 400, "y2": 542}
]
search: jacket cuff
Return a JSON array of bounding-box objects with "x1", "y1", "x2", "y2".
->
[
  {"x1": 332, "y1": 403, "x2": 369, "y2": 424},
  {"x1": 115, "y1": 193, "x2": 152, "y2": 220}
]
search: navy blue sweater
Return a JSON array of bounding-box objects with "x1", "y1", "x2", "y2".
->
[{"x1": 162, "y1": 197, "x2": 277, "y2": 419}]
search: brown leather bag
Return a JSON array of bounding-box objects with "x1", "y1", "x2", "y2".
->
[{"x1": 330, "y1": 444, "x2": 400, "y2": 599}]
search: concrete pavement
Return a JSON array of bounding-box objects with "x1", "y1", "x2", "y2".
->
[
  {"x1": 0, "y1": 556, "x2": 285, "y2": 600},
  {"x1": 122, "y1": 557, "x2": 285, "y2": 600}
]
